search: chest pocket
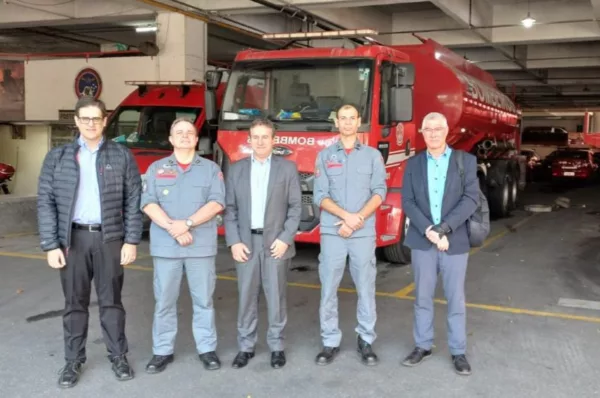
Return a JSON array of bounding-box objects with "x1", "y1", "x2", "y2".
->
[
  {"x1": 325, "y1": 166, "x2": 344, "y2": 189},
  {"x1": 190, "y1": 173, "x2": 211, "y2": 204},
  {"x1": 356, "y1": 166, "x2": 372, "y2": 189},
  {"x1": 156, "y1": 178, "x2": 177, "y2": 204}
]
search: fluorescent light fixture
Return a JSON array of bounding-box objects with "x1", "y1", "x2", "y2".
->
[
  {"x1": 521, "y1": 13, "x2": 535, "y2": 28},
  {"x1": 136, "y1": 26, "x2": 157, "y2": 33},
  {"x1": 262, "y1": 29, "x2": 378, "y2": 40}
]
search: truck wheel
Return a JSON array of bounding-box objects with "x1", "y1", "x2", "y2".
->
[
  {"x1": 508, "y1": 167, "x2": 519, "y2": 210},
  {"x1": 382, "y1": 215, "x2": 411, "y2": 265},
  {"x1": 488, "y1": 174, "x2": 510, "y2": 218}
]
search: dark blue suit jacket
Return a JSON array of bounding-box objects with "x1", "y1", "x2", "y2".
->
[{"x1": 401, "y1": 148, "x2": 479, "y2": 255}]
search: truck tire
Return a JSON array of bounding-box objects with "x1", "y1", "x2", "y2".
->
[
  {"x1": 382, "y1": 215, "x2": 411, "y2": 265},
  {"x1": 488, "y1": 173, "x2": 511, "y2": 218},
  {"x1": 508, "y1": 164, "x2": 519, "y2": 210}
]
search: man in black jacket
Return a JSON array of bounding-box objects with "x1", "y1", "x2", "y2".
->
[{"x1": 37, "y1": 96, "x2": 143, "y2": 388}]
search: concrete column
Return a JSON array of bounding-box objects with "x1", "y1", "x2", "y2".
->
[
  {"x1": 591, "y1": 112, "x2": 600, "y2": 133},
  {"x1": 156, "y1": 12, "x2": 207, "y2": 81}
]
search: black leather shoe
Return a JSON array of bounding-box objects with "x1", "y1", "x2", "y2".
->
[
  {"x1": 402, "y1": 347, "x2": 433, "y2": 367},
  {"x1": 232, "y1": 351, "x2": 255, "y2": 369},
  {"x1": 110, "y1": 355, "x2": 134, "y2": 381},
  {"x1": 57, "y1": 360, "x2": 83, "y2": 388},
  {"x1": 145, "y1": 354, "x2": 174, "y2": 374},
  {"x1": 357, "y1": 336, "x2": 378, "y2": 366},
  {"x1": 199, "y1": 351, "x2": 221, "y2": 370},
  {"x1": 315, "y1": 346, "x2": 340, "y2": 365},
  {"x1": 271, "y1": 351, "x2": 286, "y2": 369},
  {"x1": 452, "y1": 354, "x2": 472, "y2": 376}
]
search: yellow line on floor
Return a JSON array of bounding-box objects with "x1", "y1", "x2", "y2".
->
[
  {"x1": 0, "y1": 231, "x2": 38, "y2": 239},
  {"x1": 393, "y1": 213, "x2": 538, "y2": 298}
]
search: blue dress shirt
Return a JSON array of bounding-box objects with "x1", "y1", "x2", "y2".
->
[
  {"x1": 427, "y1": 145, "x2": 452, "y2": 225},
  {"x1": 72, "y1": 136, "x2": 103, "y2": 224}
]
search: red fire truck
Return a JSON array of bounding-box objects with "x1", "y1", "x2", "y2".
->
[
  {"x1": 104, "y1": 77, "x2": 227, "y2": 175},
  {"x1": 213, "y1": 36, "x2": 525, "y2": 264}
]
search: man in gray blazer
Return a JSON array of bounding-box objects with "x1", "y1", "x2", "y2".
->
[
  {"x1": 224, "y1": 118, "x2": 302, "y2": 370},
  {"x1": 400, "y1": 112, "x2": 479, "y2": 376}
]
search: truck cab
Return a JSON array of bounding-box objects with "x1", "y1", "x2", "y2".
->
[{"x1": 105, "y1": 75, "x2": 227, "y2": 178}]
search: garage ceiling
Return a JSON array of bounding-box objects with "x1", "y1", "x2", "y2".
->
[{"x1": 1, "y1": 0, "x2": 600, "y2": 110}]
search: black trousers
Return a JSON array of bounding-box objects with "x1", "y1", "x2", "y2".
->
[{"x1": 59, "y1": 228, "x2": 128, "y2": 362}]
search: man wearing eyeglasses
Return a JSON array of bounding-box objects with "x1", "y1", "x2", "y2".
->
[
  {"x1": 37, "y1": 96, "x2": 143, "y2": 388},
  {"x1": 140, "y1": 118, "x2": 226, "y2": 375},
  {"x1": 400, "y1": 112, "x2": 479, "y2": 376}
]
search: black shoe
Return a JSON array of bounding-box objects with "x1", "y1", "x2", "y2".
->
[
  {"x1": 232, "y1": 351, "x2": 255, "y2": 369},
  {"x1": 452, "y1": 354, "x2": 472, "y2": 376},
  {"x1": 315, "y1": 346, "x2": 340, "y2": 366},
  {"x1": 145, "y1": 354, "x2": 174, "y2": 374},
  {"x1": 357, "y1": 336, "x2": 379, "y2": 366},
  {"x1": 271, "y1": 351, "x2": 286, "y2": 369},
  {"x1": 198, "y1": 351, "x2": 221, "y2": 370},
  {"x1": 110, "y1": 355, "x2": 134, "y2": 381},
  {"x1": 57, "y1": 360, "x2": 83, "y2": 388},
  {"x1": 402, "y1": 347, "x2": 433, "y2": 367}
]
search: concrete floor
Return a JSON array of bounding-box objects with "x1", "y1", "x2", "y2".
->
[{"x1": 2, "y1": 183, "x2": 600, "y2": 398}]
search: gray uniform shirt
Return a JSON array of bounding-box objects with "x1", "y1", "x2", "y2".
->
[
  {"x1": 141, "y1": 153, "x2": 226, "y2": 258},
  {"x1": 313, "y1": 139, "x2": 387, "y2": 238}
]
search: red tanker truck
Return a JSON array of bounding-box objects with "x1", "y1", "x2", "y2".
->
[{"x1": 216, "y1": 37, "x2": 525, "y2": 264}]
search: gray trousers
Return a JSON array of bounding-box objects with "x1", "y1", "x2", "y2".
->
[
  {"x1": 236, "y1": 234, "x2": 289, "y2": 352},
  {"x1": 411, "y1": 247, "x2": 469, "y2": 355},
  {"x1": 152, "y1": 256, "x2": 217, "y2": 355},
  {"x1": 318, "y1": 234, "x2": 377, "y2": 347}
]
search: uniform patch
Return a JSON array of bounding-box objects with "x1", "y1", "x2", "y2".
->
[
  {"x1": 326, "y1": 160, "x2": 343, "y2": 169},
  {"x1": 142, "y1": 181, "x2": 147, "y2": 192},
  {"x1": 218, "y1": 171, "x2": 224, "y2": 180},
  {"x1": 315, "y1": 167, "x2": 320, "y2": 177},
  {"x1": 157, "y1": 168, "x2": 177, "y2": 179}
]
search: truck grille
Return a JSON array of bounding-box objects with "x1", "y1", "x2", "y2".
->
[
  {"x1": 302, "y1": 194, "x2": 313, "y2": 205},
  {"x1": 299, "y1": 172, "x2": 313, "y2": 181}
]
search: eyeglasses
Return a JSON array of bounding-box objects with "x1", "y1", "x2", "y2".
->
[
  {"x1": 77, "y1": 117, "x2": 104, "y2": 125},
  {"x1": 421, "y1": 127, "x2": 446, "y2": 134}
]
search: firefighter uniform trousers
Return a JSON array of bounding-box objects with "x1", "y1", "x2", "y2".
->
[
  {"x1": 152, "y1": 256, "x2": 217, "y2": 355},
  {"x1": 319, "y1": 234, "x2": 377, "y2": 347},
  {"x1": 139, "y1": 154, "x2": 226, "y2": 356},
  {"x1": 312, "y1": 140, "x2": 388, "y2": 348}
]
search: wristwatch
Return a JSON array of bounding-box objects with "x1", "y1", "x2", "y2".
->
[{"x1": 185, "y1": 219, "x2": 193, "y2": 228}]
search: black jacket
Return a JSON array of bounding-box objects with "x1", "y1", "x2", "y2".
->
[{"x1": 37, "y1": 136, "x2": 143, "y2": 252}]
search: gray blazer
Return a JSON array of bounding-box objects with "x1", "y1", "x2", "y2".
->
[
  {"x1": 401, "y1": 149, "x2": 479, "y2": 255},
  {"x1": 224, "y1": 155, "x2": 302, "y2": 260}
]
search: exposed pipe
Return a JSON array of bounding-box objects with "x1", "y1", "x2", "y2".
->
[
  {"x1": 135, "y1": 0, "x2": 296, "y2": 47},
  {"x1": 377, "y1": 18, "x2": 596, "y2": 36},
  {"x1": 0, "y1": 50, "x2": 145, "y2": 61},
  {"x1": 248, "y1": 0, "x2": 366, "y2": 45}
]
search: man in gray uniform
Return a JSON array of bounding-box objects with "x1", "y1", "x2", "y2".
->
[
  {"x1": 400, "y1": 112, "x2": 478, "y2": 376},
  {"x1": 140, "y1": 118, "x2": 226, "y2": 374},
  {"x1": 313, "y1": 104, "x2": 387, "y2": 366},
  {"x1": 224, "y1": 118, "x2": 302, "y2": 369}
]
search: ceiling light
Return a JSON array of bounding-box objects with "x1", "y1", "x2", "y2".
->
[
  {"x1": 521, "y1": 13, "x2": 535, "y2": 28},
  {"x1": 136, "y1": 26, "x2": 157, "y2": 33}
]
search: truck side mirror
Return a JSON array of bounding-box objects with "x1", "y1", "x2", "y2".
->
[
  {"x1": 204, "y1": 90, "x2": 217, "y2": 123},
  {"x1": 205, "y1": 70, "x2": 223, "y2": 91},
  {"x1": 390, "y1": 87, "x2": 413, "y2": 122}
]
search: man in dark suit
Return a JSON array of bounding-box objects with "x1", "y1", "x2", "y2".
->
[
  {"x1": 400, "y1": 112, "x2": 479, "y2": 376},
  {"x1": 224, "y1": 118, "x2": 302, "y2": 369}
]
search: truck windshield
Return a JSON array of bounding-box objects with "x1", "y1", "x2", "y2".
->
[
  {"x1": 105, "y1": 106, "x2": 201, "y2": 150},
  {"x1": 220, "y1": 58, "x2": 373, "y2": 132}
]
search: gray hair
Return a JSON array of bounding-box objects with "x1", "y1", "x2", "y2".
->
[
  {"x1": 170, "y1": 117, "x2": 198, "y2": 135},
  {"x1": 421, "y1": 112, "x2": 448, "y2": 129}
]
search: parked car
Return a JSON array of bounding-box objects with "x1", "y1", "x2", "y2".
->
[{"x1": 549, "y1": 148, "x2": 598, "y2": 183}]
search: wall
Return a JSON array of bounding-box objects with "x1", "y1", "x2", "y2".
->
[
  {"x1": 0, "y1": 124, "x2": 50, "y2": 196},
  {"x1": 521, "y1": 117, "x2": 582, "y2": 133},
  {"x1": 25, "y1": 57, "x2": 159, "y2": 120}
]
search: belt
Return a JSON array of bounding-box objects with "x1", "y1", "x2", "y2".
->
[
  {"x1": 72, "y1": 223, "x2": 102, "y2": 232},
  {"x1": 250, "y1": 228, "x2": 263, "y2": 235}
]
